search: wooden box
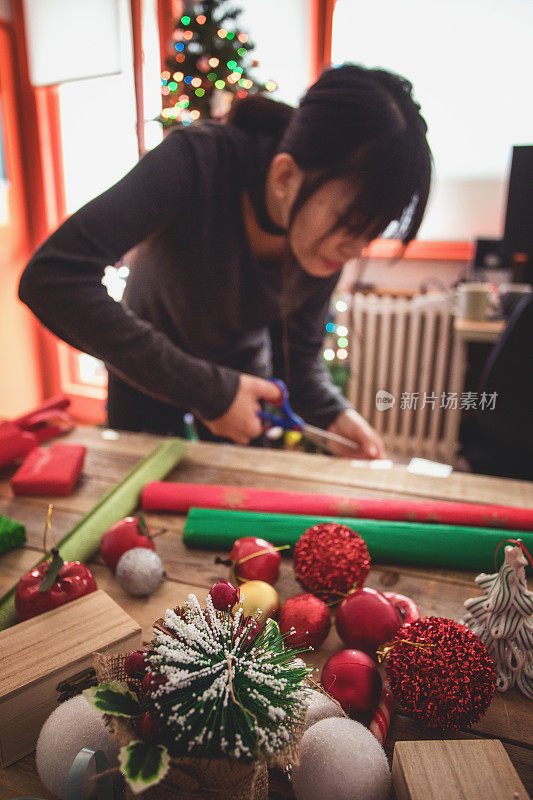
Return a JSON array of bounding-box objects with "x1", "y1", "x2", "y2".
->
[
  {"x1": 0, "y1": 590, "x2": 141, "y2": 766},
  {"x1": 392, "y1": 739, "x2": 529, "y2": 800}
]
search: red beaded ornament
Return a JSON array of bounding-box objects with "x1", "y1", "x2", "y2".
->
[
  {"x1": 293, "y1": 523, "x2": 370, "y2": 601},
  {"x1": 383, "y1": 616, "x2": 496, "y2": 730}
]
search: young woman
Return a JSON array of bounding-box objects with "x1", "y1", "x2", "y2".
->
[{"x1": 19, "y1": 64, "x2": 432, "y2": 457}]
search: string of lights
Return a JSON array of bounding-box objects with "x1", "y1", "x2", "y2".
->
[
  {"x1": 323, "y1": 297, "x2": 351, "y2": 395},
  {"x1": 160, "y1": 1, "x2": 277, "y2": 128}
]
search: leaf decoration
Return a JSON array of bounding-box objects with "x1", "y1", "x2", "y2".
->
[
  {"x1": 137, "y1": 512, "x2": 150, "y2": 539},
  {"x1": 38, "y1": 548, "x2": 64, "y2": 592},
  {"x1": 83, "y1": 680, "x2": 143, "y2": 717},
  {"x1": 119, "y1": 740, "x2": 171, "y2": 794},
  {"x1": 256, "y1": 618, "x2": 284, "y2": 654}
]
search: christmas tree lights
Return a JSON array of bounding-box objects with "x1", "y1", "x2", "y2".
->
[{"x1": 160, "y1": 0, "x2": 278, "y2": 129}]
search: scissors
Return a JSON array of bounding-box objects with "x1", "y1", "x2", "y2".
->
[{"x1": 257, "y1": 379, "x2": 360, "y2": 454}]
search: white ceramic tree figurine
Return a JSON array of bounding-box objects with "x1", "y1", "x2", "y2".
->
[{"x1": 464, "y1": 544, "x2": 533, "y2": 698}]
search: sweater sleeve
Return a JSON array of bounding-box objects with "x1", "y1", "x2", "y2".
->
[
  {"x1": 270, "y1": 272, "x2": 352, "y2": 429},
  {"x1": 18, "y1": 129, "x2": 240, "y2": 421}
]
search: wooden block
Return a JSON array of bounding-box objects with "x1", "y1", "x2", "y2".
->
[
  {"x1": 0, "y1": 590, "x2": 141, "y2": 767},
  {"x1": 392, "y1": 739, "x2": 529, "y2": 800}
]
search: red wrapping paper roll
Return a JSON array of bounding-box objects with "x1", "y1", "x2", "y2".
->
[{"x1": 141, "y1": 481, "x2": 533, "y2": 532}]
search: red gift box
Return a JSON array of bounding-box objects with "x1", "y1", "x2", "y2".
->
[{"x1": 10, "y1": 443, "x2": 86, "y2": 496}]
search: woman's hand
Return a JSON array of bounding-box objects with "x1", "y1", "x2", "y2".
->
[
  {"x1": 202, "y1": 374, "x2": 282, "y2": 445},
  {"x1": 326, "y1": 408, "x2": 386, "y2": 459}
]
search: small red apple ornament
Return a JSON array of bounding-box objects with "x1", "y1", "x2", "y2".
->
[
  {"x1": 15, "y1": 548, "x2": 97, "y2": 621},
  {"x1": 100, "y1": 514, "x2": 155, "y2": 572},
  {"x1": 382, "y1": 591, "x2": 420, "y2": 624},
  {"x1": 335, "y1": 587, "x2": 402, "y2": 655},
  {"x1": 222, "y1": 536, "x2": 283, "y2": 585},
  {"x1": 124, "y1": 650, "x2": 148, "y2": 678},
  {"x1": 321, "y1": 649, "x2": 381, "y2": 716},
  {"x1": 15, "y1": 504, "x2": 97, "y2": 622},
  {"x1": 137, "y1": 711, "x2": 159, "y2": 742}
]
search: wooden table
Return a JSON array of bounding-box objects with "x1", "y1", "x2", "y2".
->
[
  {"x1": 1, "y1": 426, "x2": 532, "y2": 799},
  {"x1": 453, "y1": 318, "x2": 505, "y2": 344}
]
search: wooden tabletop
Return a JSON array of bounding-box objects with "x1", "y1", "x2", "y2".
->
[
  {"x1": 1, "y1": 426, "x2": 532, "y2": 799},
  {"x1": 453, "y1": 318, "x2": 505, "y2": 344}
]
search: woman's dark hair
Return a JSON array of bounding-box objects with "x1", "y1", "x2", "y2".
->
[{"x1": 229, "y1": 64, "x2": 432, "y2": 247}]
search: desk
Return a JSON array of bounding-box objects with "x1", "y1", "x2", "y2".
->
[
  {"x1": 1, "y1": 427, "x2": 532, "y2": 798},
  {"x1": 453, "y1": 318, "x2": 505, "y2": 344},
  {"x1": 446, "y1": 318, "x2": 506, "y2": 465}
]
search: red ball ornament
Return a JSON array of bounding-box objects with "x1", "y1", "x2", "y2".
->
[
  {"x1": 293, "y1": 523, "x2": 370, "y2": 601},
  {"x1": 383, "y1": 591, "x2": 420, "y2": 624},
  {"x1": 335, "y1": 587, "x2": 402, "y2": 655},
  {"x1": 321, "y1": 649, "x2": 381, "y2": 716},
  {"x1": 228, "y1": 536, "x2": 281, "y2": 585},
  {"x1": 209, "y1": 580, "x2": 240, "y2": 611},
  {"x1": 383, "y1": 616, "x2": 496, "y2": 729},
  {"x1": 100, "y1": 516, "x2": 155, "y2": 572},
  {"x1": 278, "y1": 593, "x2": 331, "y2": 650}
]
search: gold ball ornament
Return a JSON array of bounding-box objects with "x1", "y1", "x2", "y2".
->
[{"x1": 237, "y1": 580, "x2": 280, "y2": 624}]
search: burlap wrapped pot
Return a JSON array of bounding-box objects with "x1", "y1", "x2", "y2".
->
[{"x1": 95, "y1": 653, "x2": 269, "y2": 800}]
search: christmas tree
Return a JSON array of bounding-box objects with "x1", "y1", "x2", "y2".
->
[
  {"x1": 464, "y1": 544, "x2": 533, "y2": 699},
  {"x1": 85, "y1": 592, "x2": 311, "y2": 792},
  {"x1": 160, "y1": 0, "x2": 277, "y2": 128}
]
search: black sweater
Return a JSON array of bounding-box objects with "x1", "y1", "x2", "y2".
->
[{"x1": 19, "y1": 121, "x2": 350, "y2": 431}]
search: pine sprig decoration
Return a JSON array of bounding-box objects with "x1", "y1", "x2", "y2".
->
[
  {"x1": 160, "y1": 0, "x2": 277, "y2": 128},
  {"x1": 148, "y1": 593, "x2": 311, "y2": 761}
]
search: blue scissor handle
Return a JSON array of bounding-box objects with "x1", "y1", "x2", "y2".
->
[{"x1": 257, "y1": 379, "x2": 304, "y2": 431}]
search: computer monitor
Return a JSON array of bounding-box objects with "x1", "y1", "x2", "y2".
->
[{"x1": 502, "y1": 145, "x2": 533, "y2": 284}]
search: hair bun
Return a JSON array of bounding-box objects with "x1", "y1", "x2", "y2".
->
[{"x1": 228, "y1": 94, "x2": 294, "y2": 138}]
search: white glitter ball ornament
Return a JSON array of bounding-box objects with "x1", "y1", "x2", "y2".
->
[
  {"x1": 116, "y1": 547, "x2": 165, "y2": 596},
  {"x1": 36, "y1": 694, "x2": 119, "y2": 798},
  {"x1": 303, "y1": 689, "x2": 345, "y2": 731},
  {"x1": 292, "y1": 717, "x2": 391, "y2": 800}
]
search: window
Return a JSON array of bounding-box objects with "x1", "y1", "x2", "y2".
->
[{"x1": 331, "y1": 0, "x2": 533, "y2": 242}]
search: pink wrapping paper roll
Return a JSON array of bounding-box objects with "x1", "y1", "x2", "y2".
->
[{"x1": 141, "y1": 482, "x2": 533, "y2": 532}]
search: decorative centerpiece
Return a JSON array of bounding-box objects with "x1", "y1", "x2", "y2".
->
[
  {"x1": 84, "y1": 585, "x2": 311, "y2": 797},
  {"x1": 464, "y1": 542, "x2": 533, "y2": 698}
]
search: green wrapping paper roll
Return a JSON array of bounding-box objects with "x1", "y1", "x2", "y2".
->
[
  {"x1": 183, "y1": 508, "x2": 533, "y2": 573},
  {"x1": 0, "y1": 438, "x2": 185, "y2": 631}
]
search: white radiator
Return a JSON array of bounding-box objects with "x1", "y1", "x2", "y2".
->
[{"x1": 346, "y1": 292, "x2": 462, "y2": 463}]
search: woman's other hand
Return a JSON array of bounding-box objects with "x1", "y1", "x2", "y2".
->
[
  {"x1": 202, "y1": 374, "x2": 282, "y2": 445},
  {"x1": 327, "y1": 408, "x2": 386, "y2": 459}
]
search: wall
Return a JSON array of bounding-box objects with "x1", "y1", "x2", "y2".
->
[
  {"x1": 339, "y1": 257, "x2": 469, "y2": 294},
  {"x1": 238, "y1": 0, "x2": 311, "y2": 107}
]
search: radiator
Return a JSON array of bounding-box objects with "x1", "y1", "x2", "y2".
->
[{"x1": 346, "y1": 293, "x2": 462, "y2": 463}]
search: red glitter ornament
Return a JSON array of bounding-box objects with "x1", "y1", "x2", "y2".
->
[
  {"x1": 293, "y1": 523, "x2": 370, "y2": 601},
  {"x1": 278, "y1": 593, "x2": 331, "y2": 650},
  {"x1": 383, "y1": 616, "x2": 496, "y2": 730}
]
